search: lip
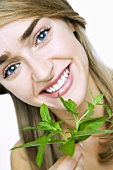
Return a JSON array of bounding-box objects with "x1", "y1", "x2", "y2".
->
[{"x1": 41, "y1": 64, "x2": 73, "y2": 98}]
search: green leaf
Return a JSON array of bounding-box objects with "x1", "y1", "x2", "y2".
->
[
  {"x1": 103, "y1": 105, "x2": 112, "y2": 117},
  {"x1": 93, "y1": 94, "x2": 104, "y2": 106},
  {"x1": 74, "y1": 135, "x2": 90, "y2": 143},
  {"x1": 40, "y1": 104, "x2": 51, "y2": 123},
  {"x1": 58, "y1": 140, "x2": 75, "y2": 156},
  {"x1": 79, "y1": 116, "x2": 107, "y2": 131},
  {"x1": 98, "y1": 104, "x2": 112, "y2": 117},
  {"x1": 67, "y1": 128, "x2": 77, "y2": 135},
  {"x1": 89, "y1": 89, "x2": 94, "y2": 101},
  {"x1": 59, "y1": 95, "x2": 78, "y2": 115},
  {"x1": 38, "y1": 122, "x2": 56, "y2": 131},
  {"x1": 84, "y1": 109, "x2": 94, "y2": 118},
  {"x1": 22, "y1": 126, "x2": 38, "y2": 130},
  {"x1": 48, "y1": 138, "x2": 65, "y2": 144},
  {"x1": 51, "y1": 120, "x2": 62, "y2": 131},
  {"x1": 36, "y1": 136, "x2": 49, "y2": 168},
  {"x1": 36, "y1": 131, "x2": 60, "y2": 168},
  {"x1": 11, "y1": 137, "x2": 46, "y2": 150},
  {"x1": 88, "y1": 102, "x2": 94, "y2": 110},
  {"x1": 11, "y1": 131, "x2": 62, "y2": 151},
  {"x1": 71, "y1": 129, "x2": 113, "y2": 140}
]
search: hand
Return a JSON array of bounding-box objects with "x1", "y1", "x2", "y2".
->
[{"x1": 49, "y1": 143, "x2": 84, "y2": 170}]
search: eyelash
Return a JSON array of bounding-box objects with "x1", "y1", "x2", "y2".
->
[
  {"x1": 3, "y1": 63, "x2": 20, "y2": 79},
  {"x1": 34, "y1": 27, "x2": 51, "y2": 46}
]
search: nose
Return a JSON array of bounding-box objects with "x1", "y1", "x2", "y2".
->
[
  {"x1": 30, "y1": 59, "x2": 53, "y2": 82},
  {"x1": 19, "y1": 48, "x2": 54, "y2": 83}
]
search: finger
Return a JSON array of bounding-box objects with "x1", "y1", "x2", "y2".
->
[
  {"x1": 75, "y1": 154, "x2": 84, "y2": 170},
  {"x1": 49, "y1": 156, "x2": 65, "y2": 170},
  {"x1": 49, "y1": 143, "x2": 83, "y2": 170},
  {"x1": 56, "y1": 143, "x2": 83, "y2": 170}
]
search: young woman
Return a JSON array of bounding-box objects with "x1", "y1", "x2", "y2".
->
[{"x1": 0, "y1": 0, "x2": 113, "y2": 169}]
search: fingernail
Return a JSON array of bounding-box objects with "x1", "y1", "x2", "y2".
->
[{"x1": 79, "y1": 141, "x2": 84, "y2": 148}]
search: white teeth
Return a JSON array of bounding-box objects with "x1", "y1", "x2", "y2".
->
[
  {"x1": 53, "y1": 84, "x2": 60, "y2": 91},
  {"x1": 46, "y1": 89, "x2": 53, "y2": 93},
  {"x1": 49, "y1": 87, "x2": 56, "y2": 92},
  {"x1": 61, "y1": 75, "x2": 66, "y2": 82},
  {"x1": 45, "y1": 67, "x2": 70, "y2": 93},
  {"x1": 57, "y1": 79, "x2": 65, "y2": 87},
  {"x1": 66, "y1": 68, "x2": 69, "y2": 74},
  {"x1": 63, "y1": 71, "x2": 68, "y2": 78}
]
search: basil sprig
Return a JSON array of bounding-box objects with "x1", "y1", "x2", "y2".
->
[{"x1": 11, "y1": 93, "x2": 113, "y2": 168}]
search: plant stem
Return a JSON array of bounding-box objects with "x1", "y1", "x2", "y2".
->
[
  {"x1": 89, "y1": 88, "x2": 94, "y2": 101},
  {"x1": 76, "y1": 117, "x2": 79, "y2": 130},
  {"x1": 79, "y1": 109, "x2": 90, "y2": 122},
  {"x1": 61, "y1": 132, "x2": 68, "y2": 142}
]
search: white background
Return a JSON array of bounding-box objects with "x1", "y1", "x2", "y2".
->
[{"x1": 0, "y1": 0, "x2": 113, "y2": 169}]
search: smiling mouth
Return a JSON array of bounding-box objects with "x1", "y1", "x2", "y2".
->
[{"x1": 43, "y1": 66, "x2": 70, "y2": 94}]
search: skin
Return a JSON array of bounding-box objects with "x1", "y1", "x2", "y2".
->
[
  {"x1": 0, "y1": 17, "x2": 112, "y2": 169},
  {"x1": 0, "y1": 17, "x2": 89, "y2": 109}
]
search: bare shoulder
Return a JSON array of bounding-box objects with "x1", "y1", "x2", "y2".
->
[{"x1": 11, "y1": 140, "x2": 32, "y2": 170}]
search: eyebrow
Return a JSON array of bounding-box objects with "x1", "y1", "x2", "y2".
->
[
  {"x1": 0, "y1": 54, "x2": 9, "y2": 64},
  {"x1": 20, "y1": 19, "x2": 39, "y2": 42},
  {"x1": 0, "y1": 19, "x2": 39, "y2": 64}
]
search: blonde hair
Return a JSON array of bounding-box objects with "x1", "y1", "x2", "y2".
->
[{"x1": 0, "y1": 0, "x2": 113, "y2": 169}]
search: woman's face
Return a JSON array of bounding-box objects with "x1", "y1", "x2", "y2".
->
[{"x1": 0, "y1": 17, "x2": 89, "y2": 110}]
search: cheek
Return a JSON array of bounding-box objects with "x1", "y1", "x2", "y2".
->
[
  {"x1": 69, "y1": 37, "x2": 89, "y2": 71},
  {"x1": 47, "y1": 39, "x2": 73, "y2": 60},
  {"x1": 12, "y1": 88, "x2": 33, "y2": 104},
  {"x1": 12, "y1": 86, "x2": 29, "y2": 98},
  {"x1": 46, "y1": 27, "x2": 75, "y2": 57},
  {"x1": 2, "y1": 77, "x2": 33, "y2": 102},
  {"x1": 49, "y1": 29, "x2": 87, "y2": 62}
]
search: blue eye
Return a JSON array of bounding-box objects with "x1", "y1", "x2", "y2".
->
[
  {"x1": 4, "y1": 63, "x2": 20, "y2": 78},
  {"x1": 35, "y1": 27, "x2": 51, "y2": 46},
  {"x1": 38, "y1": 30, "x2": 47, "y2": 42}
]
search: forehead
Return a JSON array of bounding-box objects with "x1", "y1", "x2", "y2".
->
[
  {"x1": 0, "y1": 19, "x2": 33, "y2": 40},
  {"x1": 0, "y1": 19, "x2": 35, "y2": 53},
  {"x1": 0, "y1": 18, "x2": 34, "y2": 30}
]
